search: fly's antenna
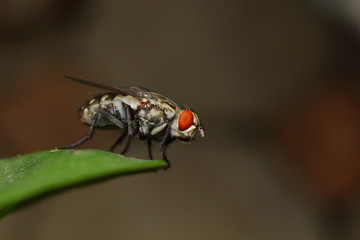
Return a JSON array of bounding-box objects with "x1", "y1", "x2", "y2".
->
[{"x1": 183, "y1": 104, "x2": 190, "y2": 110}]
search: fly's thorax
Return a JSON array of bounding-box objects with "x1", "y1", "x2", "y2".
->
[
  {"x1": 137, "y1": 108, "x2": 165, "y2": 122},
  {"x1": 141, "y1": 92, "x2": 177, "y2": 119},
  {"x1": 170, "y1": 110, "x2": 203, "y2": 141},
  {"x1": 122, "y1": 95, "x2": 141, "y2": 109},
  {"x1": 136, "y1": 107, "x2": 167, "y2": 137},
  {"x1": 133, "y1": 95, "x2": 177, "y2": 138}
]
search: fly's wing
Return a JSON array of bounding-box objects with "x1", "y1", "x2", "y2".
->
[
  {"x1": 151, "y1": 92, "x2": 179, "y2": 109},
  {"x1": 126, "y1": 86, "x2": 150, "y2": 97},
  {"x1": 65, "y1": 75, "x2": 179, "y2": 116},
  {"x1": 64, "y1": 76, "x2": 148, "y2": 97},
  {"x1": 142, "y1": 91, "x2": 180, "y2": 115}
]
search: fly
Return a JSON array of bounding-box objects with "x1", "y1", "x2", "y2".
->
[{"x1": 57, "y1": 76, "x2": 205, "y2": 169}]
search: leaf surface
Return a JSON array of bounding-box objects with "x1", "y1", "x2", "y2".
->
[{"x1": 0, "y1": 149, "x2": 166, "y2": 218}]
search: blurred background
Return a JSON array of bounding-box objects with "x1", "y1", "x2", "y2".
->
[{"x1": 0, "y1": 0, "x2": 360, "y2": 239}]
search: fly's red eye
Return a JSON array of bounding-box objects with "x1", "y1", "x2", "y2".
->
[{"x1": 178, "y1": 110, "x2": 194, "y2": 131}]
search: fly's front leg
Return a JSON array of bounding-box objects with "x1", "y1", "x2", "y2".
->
[
  {"x1": 57, "y1": 117, "x2": 98, "y2": 149},
  {"x1": 160, "y1": 125, "x2": 173, "y2": 170},
  {"x1": 160, "y1": 144, "x2": 170, "y2": 169},
  {"x1": 148, "y1": 122, "x2": 168, "y2": 160},
  {"x1": 147, "y1": 139, "x2": 153, "y2": 160}
]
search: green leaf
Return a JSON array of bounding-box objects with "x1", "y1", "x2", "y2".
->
[{"x1": 0, "y1": 149, "x2": 166, "y2": 218}]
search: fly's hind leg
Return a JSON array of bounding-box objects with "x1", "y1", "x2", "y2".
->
[{"x1": 57, "y1": 123, "x2": 96, "y2": 149}]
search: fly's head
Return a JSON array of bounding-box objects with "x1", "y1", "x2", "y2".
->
[{"x1": 170, "y1": 110, "x2": 205, "y2": 142}]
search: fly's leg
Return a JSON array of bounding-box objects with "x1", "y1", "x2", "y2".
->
[
  {"x1": 160, "y1": 144, "x2": 170, "y2": 169},
  {"x1": 100, "y1": 110, "x2": 125, "y2": 129},
  {"x1": 147, "y1": 139, "x2": 153, "y2": 160},
  {"x1": 116, "y1": 105, "x2": 136, "y2": 155},
  {"x1": 99, "y1": 109, "x2": 133, "y2": 154},
  {"x1": 110, "y1": 131, "x2": 127, "y2": 152},
  {"x1": 103, "y1": 106, "x2": 134, "y2": 155},
  {"x1": 57, "y1": 121, "x2": 97, "y2": 149},
  {"x1": 121, "y1": 136, "x2": 132, "y2": 155},
  {"x1": 108, "y1": 126, "x2": 131, "y2": 155},
  {"x1": 160, "y1": 125, "x2": 173, "y2": 169},
  {"x1": 125, "y1": 106, "x2": 134, "y2": 135}
]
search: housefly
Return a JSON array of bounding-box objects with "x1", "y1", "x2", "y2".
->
[{"x1": 58, "y1": 76, "x2": 205, "y2": 169}]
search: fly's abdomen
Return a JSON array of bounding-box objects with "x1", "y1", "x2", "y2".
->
[{"x1": 81, "y1": 93, "x2": 126, "y2": 128}]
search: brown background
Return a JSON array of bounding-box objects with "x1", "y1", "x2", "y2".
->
[{"x1": 1, "y1": 0, "x2": 360, "y2": 239}]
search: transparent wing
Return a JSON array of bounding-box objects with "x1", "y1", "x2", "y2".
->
[{"x1": 64, "y1": 76, "x2": 148, "y2": 97}]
